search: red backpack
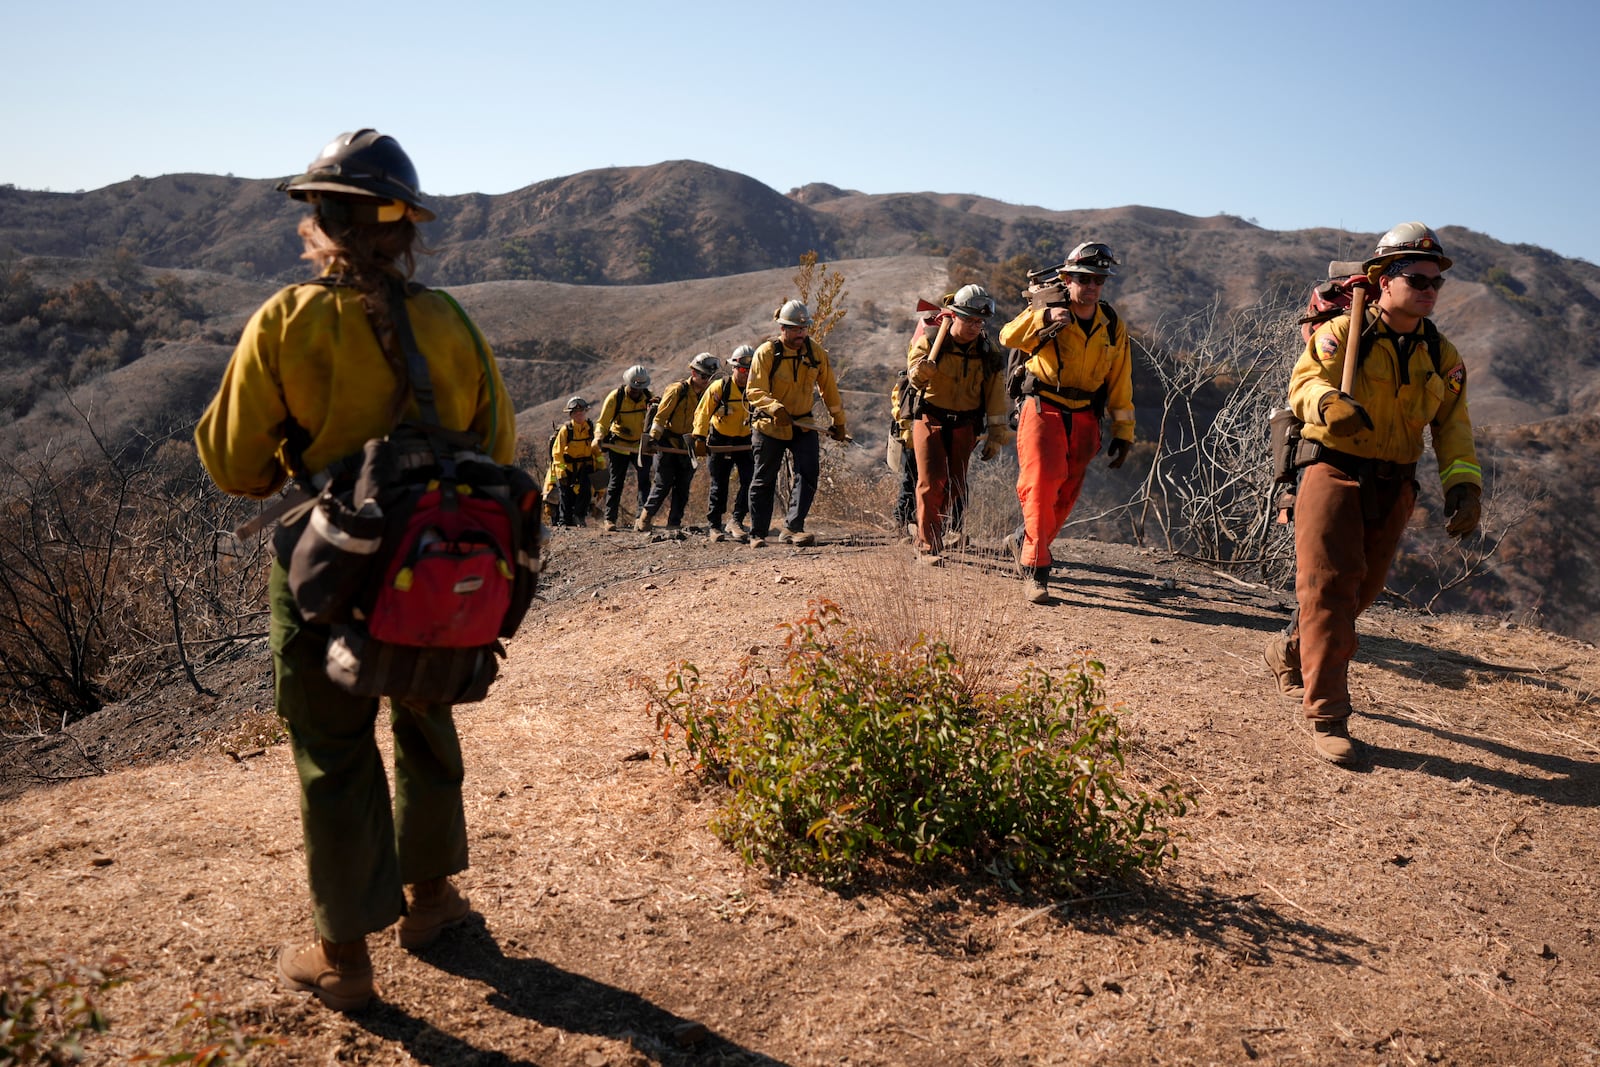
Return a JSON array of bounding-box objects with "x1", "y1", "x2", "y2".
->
[{"x1": 287, "y1": 282, "x2": 541, "y2": 704}]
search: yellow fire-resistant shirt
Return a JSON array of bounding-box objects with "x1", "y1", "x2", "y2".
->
[
  {"x1": 745, "y1": 338, "x2": 845, "y2": 441},
  {"x1": 650, "y1": 378, "x2": 705, "y2": 446},
  {"x1": 551, "y1": 418, "x2": 604, "y2": 478},
  {"x1": 905, "y1": 328, "x2": 1010, "y2": 440},
  {"x1": 1291, "y1": 311, "x2": 1481, "y2": 491},
  {"x1": 595, "y1": 385, "x2": 653, "y2": 453},
  {"x1": 998, "y1": 304, "x2": 1135, "y2": 442},
  {"x1": 195, "y1": 282, "x2": 515, "y2": 497},
  {"x1": 693, "y1": 376, "x2": 752, "y2": 439}
]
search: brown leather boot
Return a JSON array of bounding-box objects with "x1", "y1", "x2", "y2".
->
[
  {"x1": 396, "y1": 877, "x2": 472, "y2": 951},
  {"x1": 277, "y1": 935, "x2": 373, "y2": 1012},
  {"x1": 1310, "y1": 718, "x2": 1360, "y2": 766},
  {"x1": 1263, "y1": 634, "x2": 1305, "y2": 708}
]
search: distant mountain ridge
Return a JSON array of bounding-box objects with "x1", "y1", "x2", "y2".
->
[{"x1": 4, "y1": 161, "x2": 1597, "y2": 429}]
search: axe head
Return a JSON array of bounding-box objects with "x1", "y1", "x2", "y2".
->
[
  {"x1": 915, "y1": 298, "x2": 942, "y2": 314},
  {"x1": 1327, "y1": 260, "x2": 1366, "y2": 279}
]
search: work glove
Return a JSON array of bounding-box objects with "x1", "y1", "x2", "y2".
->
[
  {"x1": 828, "y1": 423, "x2": 850, "y2": 443},
  {"x1": 770, "y1": 408, "x2": 793, "y2": 431},
  {"x1": 692, "y1": 436, "x2": 708, "y2": 459},
  {"x1": 650, "y1": 425, "x2": 668, "y2": 444},
  {"x1": 980, "y1": 437, "x2": 1003, "y2": 462},
  {"x1": 1444, "y1": 483, "x2": 1482, "y2": 539},
  {"x1": 594, "y1": 451, "x2": 608, "y2": 470},
  {"x1": 1319, "y1": 391, "x2": 1374, "y2": 436},
  {"x1": 908, "y1": 359, "x2": 937, "y2": 389},
  {"x1": 1106, "y1": 438, "x2": 1131, "y2": 469}
]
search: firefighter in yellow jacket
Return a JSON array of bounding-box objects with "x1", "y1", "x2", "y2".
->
[
  {"x1": 888, "y1": 369, "x2": 918, "y2": 536},
  {"x1": 636, "y1": 352, "x2": 717, "y2": 534},
  {"x1": 594, "y1": 365, "x2": 654, "y2": 532},
  {"x1": 905, "y1": 284, "x2": 1010, "y2": 562},
  {"x1": 194, "y1": 130, "x2": 514, "y2": 1011},
  {"x1": 1266, "y1": 223, "x2": 1481, "y2": 765},
  {"x1": 549, "y1": 395, "x2": 604, "y2": 527},
  {"x1": 744, "y1": 300, "x2": 848, "y2": 547},
  {"x1": 693, "y1": 344, "x2": 755, "y2": 542},
  {"x1": 997, "y1": 242, "x2": 1133, "y2": 603}
]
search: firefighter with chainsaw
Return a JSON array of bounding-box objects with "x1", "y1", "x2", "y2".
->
[
  {"x1": 904, "y1": 284, "x2": 1010, "y2": 563},
  {"x1": 594, "y1": 365, "x2": 654, "y2": 532},
  {"x1": 1266, "y1": 223, "x2": 1480, "y2": 766},
  {"x1": 997, "y1": 242, "x2": 1134, "y2": 603},
  {"x1": 550, "y1": 395, "x2": 603, "y2": 527},
  {"x1": 694, "y1": 344, "x2": 755, "y2": 542},
  {"x1": 195, "y1": 130, "x2": 514, "y2": 1011},
  {"x1": 636, "y1": 352, "x2": 718, "y2": 534},
  {"x1": 744, "y1": 300, "x2": 849, "y2": 547}
]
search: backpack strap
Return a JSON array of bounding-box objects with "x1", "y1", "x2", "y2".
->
[{"x1": 1356, "y1": 313, "x2": 1442, "y2": 386}]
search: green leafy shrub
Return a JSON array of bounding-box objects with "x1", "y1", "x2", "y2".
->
[
  {"x1": 1, "y1": 956, "x2": 124, "y2": 1064},
  {"x1": 647, "y1": 600, "x2": 1188, "y2": 890}
]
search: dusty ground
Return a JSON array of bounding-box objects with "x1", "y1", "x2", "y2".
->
[{"x1": 3, "y1": 510, "x2": 1599, "y2": 1065}]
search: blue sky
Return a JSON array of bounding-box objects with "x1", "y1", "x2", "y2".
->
[{"x1": 7, "y1": 1, "x2": 1598, "y2": 264}]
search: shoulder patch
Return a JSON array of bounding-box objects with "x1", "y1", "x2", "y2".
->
[
  {"x1": 1315, "y1": 335, "x2": 1341, "y2": 361},
  {"x1": 1446, "y1": 362, "x2": 1465, "y2": 394}
]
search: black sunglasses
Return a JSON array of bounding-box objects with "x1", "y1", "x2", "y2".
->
[{"x1": 1397, "y1": 273, "x2": 1446, "y2": 292}]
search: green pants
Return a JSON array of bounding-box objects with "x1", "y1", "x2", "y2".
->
[{"x1": 269, "y1": 562, "x2": 469, "y2": 942}]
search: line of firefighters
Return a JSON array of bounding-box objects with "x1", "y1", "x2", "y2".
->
[{"x1": 546, "y1": 227, "x2": 1484, "y2": 769}]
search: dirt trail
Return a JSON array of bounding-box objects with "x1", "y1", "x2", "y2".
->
[{"x1": 3, "y1": 529, "x2": 1598, "y2": 1065}]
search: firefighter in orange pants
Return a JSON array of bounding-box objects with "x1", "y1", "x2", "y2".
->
[{"x1": 997, "y1": 242, "x2": 1133, "y2": 603}]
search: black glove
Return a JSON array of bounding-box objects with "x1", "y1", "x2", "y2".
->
[
  {"x1": 828, "y1": 424, "x2": 850, "y2": 443},
  {"x1": 1444, "y1": 483, "x2": 1482, "y2": 539},
  {"x1": 1106, "y1": 438, "x2": 1131, "y2": 469},
  {"x1": 1320, "y1": 391, "x2": 1374, "y2": 436}
]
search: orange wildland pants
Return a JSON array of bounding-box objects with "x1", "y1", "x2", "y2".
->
[
  {"x1": 1292, "y1": 461, "x2": 1415, "y2": 721},
  {"x1": 1015, "y1": 399, "x2": 1101, "y2": 569}
]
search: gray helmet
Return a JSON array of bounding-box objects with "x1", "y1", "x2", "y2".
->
[
  {"x1": 1364, "y1": 222, "x2": 1453, "y2": 272},
  {"x1": 623, "y1": 364, "x2": 651, "y2": 390},
  {"x1": 1061, "y1": 241, "x2": 1118, "y2": 278},
  {"x1": 689, "y1": 352, "x2": 720, "y2": 377},
  {"x1": 949, "y1": 283, "x2": 996, "y2": 319},
  {"x1": 565, "y1": 395, "x2": 590, "y2": 413},
  {"x1": 728, "y1": 344, "x2": 756, "y2": 369},
  {"x1": 774, "y1": 299, "x2": 812, "y2": 327},
  {"x1": 278, "y1": 129, "x2": 435, "y2": 223}
]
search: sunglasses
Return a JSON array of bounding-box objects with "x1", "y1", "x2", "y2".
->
[
  {"x1": 1397, "y1": 273, "x2": 1446, "y2": 292},
  {"x1": 1067, "y1": 274, "x2": 1106, "y2": 286}
]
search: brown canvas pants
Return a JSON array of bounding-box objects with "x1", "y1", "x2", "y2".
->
[
  {"x1": 1292, "y1": 462, "x2": 1416, "y2": 721},
  {"x1": 911, "y1": 415, "x2": 977, "y2": 554}
]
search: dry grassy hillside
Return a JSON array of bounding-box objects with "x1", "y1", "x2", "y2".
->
[{"x1": 3, "y1": 528, "x2": 1597, "y2": 1065}]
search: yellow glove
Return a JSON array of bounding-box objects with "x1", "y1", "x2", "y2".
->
[
  {"x1": 594, "y1": 451, "x2": 608, "y2": 470},
  {"x1": 1319, "y1": 391, "x2": 1373, "y2": 436},
  {"x1": 692, "y1": 436, "x2": 708, "y2": 458},
  {"x1": 908, "y1": 359, "x2": 936, "y2": 389},
  {"x1": 980, "y1": 437, "x2": 1003, "y2": 461},
  {"x1": 1444, "y1": 484, "x2": 1481, "y2": 538}
]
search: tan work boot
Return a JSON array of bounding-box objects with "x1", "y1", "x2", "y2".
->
[
  {"x1": 633, "y1": 511, "x2": 653, "y2": 532},
  {"x1": 1263, "y1": 633, "x2": 1305, "y2": 708},
  {"x1": 791, "y1": 530, "x2": 816, "y2": 546},
  {"x1": 708, "y1": 527, "x2": 725, "y2": 542},
  {"x1": 397, "y1": 877, "x2": 472, "y2": 951},
  {"x1": 724, "y1": 521, "x2": 749, "y2": 543},
  {"x1": 1023, "y1": 567, "x2": 1049, "y2": 604},
  {"x1": 602, "y1": 519, "x2": 617, "y2": 532},
  {"x1": 278, "y1": 935, "x2": 373, "y2": 1012},
  {"x1": 1310, "y1": 718, "x2": 1360, "y2": 766}
]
